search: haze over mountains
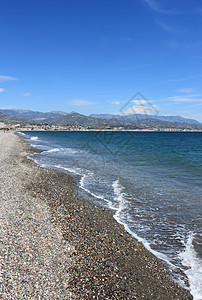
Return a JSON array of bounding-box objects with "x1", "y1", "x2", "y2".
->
[
  {"x1": 0, "y1": 108, "x2": 201, "y2": 130},
  {"x1": 90, "y1": 113, "x2": 200, "y2": 125}
]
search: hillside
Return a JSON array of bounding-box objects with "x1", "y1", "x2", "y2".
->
[
  {"x1": 0, "y1": 109, "x2": 201, "y2": 130},
  {"x1": 90, "y1": 113, "x2": 200, "y2": 125},
  {"x1": 43, "y1": 112, "x2": 202, "y2": 130},
  {"x1": 0, "y1": 112, "x2": 32, "y2": 124},
  {"x1": 1, "y1": 108, "x2": 200, "y2": 125},
  {"x1": 0, "y1": 109, "x2": 69, "y2": 122}
]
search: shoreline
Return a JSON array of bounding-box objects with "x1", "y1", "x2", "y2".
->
[
  {"x1": 1, "y1": 132, "x2": 193, "y2": 299},
  {"x1": 6, "y1": 128, "x2": 202, "y2": 132}
]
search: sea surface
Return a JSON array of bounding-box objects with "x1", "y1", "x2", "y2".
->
[{"x1": 19, "y1": 131, "x2": 202, "y2": 299}]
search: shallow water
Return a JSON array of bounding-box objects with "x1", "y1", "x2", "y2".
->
[{"x1": 19, "y1": 131, "x2": 202, "y2": 299}]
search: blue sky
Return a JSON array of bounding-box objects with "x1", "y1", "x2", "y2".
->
[{"x1": 0, "y1": 0, "x2": 202, "y2": 121}]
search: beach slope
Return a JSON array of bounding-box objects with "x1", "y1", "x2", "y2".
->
[{"x1": 0, "y1": 132, "x2": 192, "y2": 299}]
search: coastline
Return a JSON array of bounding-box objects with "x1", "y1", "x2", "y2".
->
[{"x1": 0, "y1": 132, "x2": 193, "y2": 299}]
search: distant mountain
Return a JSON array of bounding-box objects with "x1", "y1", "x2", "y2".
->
[
  {"x1": 0, "y1": 109, "x2": 69, "y2": 122},
  {"x1": 43, "y1": 112, "x2": 134, "y2": 128},
  {"x1": 43, "y1": 112, "x2": 202, "y2": 130},
  {"x1": 90, "y1": 114, "x2": 200, "y2": 125},
  {"x1": 0, "y1": 111, "x2": 32, "y2": 124},
  {"x1": 1, "y1": 108, "x2": 200, "y2": 125},
  {"x1": 156, "y1": 115, "x2": 200, "y2": 124},
  {"x1": 0, "y1": 108, "x2": 201, "y2": 130}
]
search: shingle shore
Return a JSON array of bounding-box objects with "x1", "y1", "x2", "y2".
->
[
  {"x1": 0, "y1": 132, "x2": 192, "y2": 299},
  {"x1": 0, "y1": 132, "x2": 76, "y2": 299}
]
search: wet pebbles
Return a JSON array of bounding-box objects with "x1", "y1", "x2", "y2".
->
[{"x1": 0, "y1": 132, "x2": 192, "y2": 299}]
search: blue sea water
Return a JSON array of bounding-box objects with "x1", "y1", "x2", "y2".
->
[{"x1": 19, "y1": 131, "x2": 202, "y2": 299}]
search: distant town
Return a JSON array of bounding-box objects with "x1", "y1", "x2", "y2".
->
[
  {"x1": 1, "y1": 123, "x2": 202, "y2": 132},
  {"x1": 0, "y1": 109, "x2": 201, "y2": 132}
]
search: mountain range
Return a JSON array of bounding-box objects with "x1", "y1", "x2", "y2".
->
[
  {"x1": 0, "y1": 108, "x2": 201, "y2": 130},
  {"x1": 0, "y1": 109, "x2": 68, "y2": 122},
  {"x1": 90, "y1": 113, "x2": 200, "y2": 125},
  {"x1": 0, "y1": 111, "x2": 33, "y2": 124}
]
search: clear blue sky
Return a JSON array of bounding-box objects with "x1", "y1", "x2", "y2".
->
[{"x1": 0, "y1": 0, "x2": 202, "y2": 121}]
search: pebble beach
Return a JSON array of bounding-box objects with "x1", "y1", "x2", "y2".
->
[{"x1": 0, "y1": 132, "x2": 193, "y2": 299}]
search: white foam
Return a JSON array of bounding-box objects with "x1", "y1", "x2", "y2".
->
[
  {"x1": 112, "y1": 179, "x2": 127, "y2": 218},
  {"x1": 80, "y1": 174, "x2": 108, "y2": 200},
  {"x1": 45, "y1": 148, "x2": 62, "y2": 153},
  {"x1": 30, "y1": 144, "x2": 42, "y2": 148},
  {"x1": 48, "y1": 147, "x2": 79, "y2": 154},
  {"x1": 112, "y1": 179, "x2": 180, "y2": 278},
  {"x1": 78, "y1": 174, "x2": 120, "y2": 211},
  {"x1": 30, "y1": 136, "x2": 39, "y2": 141},
  {"x1": 18, "y1": 132, "x2": 25, "y2": 136},
  {"x1": 53, "y1": 165, "x2": 82, "y2": 176},
  {"x1": 179, "y1": 233, "x2": 202, "y2": 300}
]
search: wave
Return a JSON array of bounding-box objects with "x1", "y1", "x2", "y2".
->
[
  {"x1": 44, "y1": 147, "x2": 80, "y2": 155},
  {"x1": 53, "y1": 166, "x2": 107, "y2": 203},
  {"x1": 179, "y1": 233, "x2": 202, "y2": 300},
  {"x1": 73, "y1": 175, "x2": 188, "y2": 289},
  {"x1": 45, "y1": 148, "x2": 62, "y2": 153},
  {"x1": 30, "y1": 136, "x2": 40, "y2": 141},
  {"x1": 30, "y1": 144, "x2": 43, "y2": 148},
  {"x1": 54, "y1": 165, "x2": 83, "y2": 176},
  {"x1": 111, "y1": 178, "x2": 190, "y2": 290},
  {"x1": 80, "y1": 175, "x2": 107, "y2": 200},
  {"x1": 112, "y1": 179, "x2": 128, "y2": 218},
  {"x1": 17, "y1": 131, "x2": 26, "y2": 136}
]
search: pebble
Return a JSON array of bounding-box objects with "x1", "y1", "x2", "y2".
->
[{"x1": 0, "y1": 132, "x2": 193, "y2": 299}]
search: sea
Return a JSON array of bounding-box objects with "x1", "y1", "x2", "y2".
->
[{"x1": 18, "y1": 130, "x2": 202, "y2": 299}]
